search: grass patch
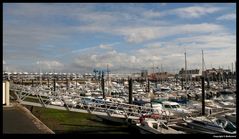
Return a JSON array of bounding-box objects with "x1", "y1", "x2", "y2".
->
[{"x1": 25, "y1": 106, "x2": 133, "y2": 134}]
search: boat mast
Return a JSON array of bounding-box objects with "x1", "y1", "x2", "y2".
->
[
  {"x1": 231, "y1": 62, "x2": 233, "y2": 84},
  {"x1": 153, "y1": 63, "x2": 155, "y2": 75},
  {"x1": 202, "y1": 49, "x2": 205, "y2": 78},
  {"x1": 234, "y1": 61, "x2": 236, "y2": 80},
  {"x1": 37, "y1": 61, "x2": 42, "y2": 86},
  {"x1": 40, "y1": 61, "x2": 42, "y2": 86},
  {"x1": 184, "y1": 50, "x2": 187, "y2": 86},
  {"x1": 201, "y1": 71, "x2": 205, "y2": 116},
  {"x1": 107, "y1": 64, "x2": 110, "y2": 96}
]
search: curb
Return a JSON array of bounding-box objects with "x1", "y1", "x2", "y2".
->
[{"x1": 13, "y1": 103, "x2": 55, "y2": 134}]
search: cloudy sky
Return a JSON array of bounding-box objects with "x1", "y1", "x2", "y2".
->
[{"x1": 3, "y1": 3, "x2": 236, "y2": 73}]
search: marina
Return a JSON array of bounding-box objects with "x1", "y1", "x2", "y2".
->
[
  {"x1": 3, "y1": 66, "x2": 237, "y2": 134},
  {"x1": 3, "y1": 47, "x2": 236, "y2": 134},
  {"x1": 3, "y1": 3, "x2": 236, "y2": 135}
]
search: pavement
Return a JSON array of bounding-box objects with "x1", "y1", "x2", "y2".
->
[{"x1": 3, "y1": 103, "x2": 54, "y2": 134}]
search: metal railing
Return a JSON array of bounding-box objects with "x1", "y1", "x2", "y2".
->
[{"x1": 10, "y1": 84, "x2": 171, "y2": 121}]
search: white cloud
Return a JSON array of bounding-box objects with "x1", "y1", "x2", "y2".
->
[
  {"x1": 176, "y1": 33, "x2": 235, "y2": 44},
  {"x1": 98, "y1": 42, "x2": 119, "y2": 50},
  {"x1": 72, "y1": 49, "x2": 144, "y2": 72},
  {"x1": 217, "y1": 13, "x2": 236, "y2": 20},
  {"x1": 90, "y1": 55, "x2": 97, "y2": 61},
  {"x1": 77, "y1": 22, "x2": 224, "y2": 44},
  {"x1": 174, "y1": 33, "x2": 236, "y2": 52},
  {"x1": 160, "y1": 3, "x2": 167, "y2": 6},
  {"x1": 40, "y1": 60, "x2": 64, "y2": 70},
  {"x1": 76, "y1": 11, "x2": 116, "y2": 24},
  {"x1": 99, "y1": 44, "x2": 113, "y2": 49},
  {"x1": 96, "y1": 63, "x2": 114, "y2": 68},
  {"x1": 76, "y1": 24, "x2": 107, "y2": 33},
  {"x1": 171, "y1": 6, "x2": 222, "y2": 18},
  {"x1": 119, "y1": 27, "x2": 157, "y2": 43},
  {"x1": 170, "y1": 53, "x2": 184, "y2": 57},
  {"x1": 3, "y1": 4, "x2": 235, "y2": 73},
  {"x1": 116, "y1": 23, "x2": 225, "y2": 43},
  {"x1": 145, "y1": 42, "x2": 162, "y2": 49},
  {"x1": 128, "y1": 31, "x2": 236, "y2": 72},
  {"x1": 143, "y1": 10, "x2": 161, "y2": 18}
]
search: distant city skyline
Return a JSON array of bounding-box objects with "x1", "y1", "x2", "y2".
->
[{"x1": 3, "y1": 3, "x2": 236, "y2": 73}]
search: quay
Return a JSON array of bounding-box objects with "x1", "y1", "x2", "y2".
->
[{"x1": 3, "y1": 103, "x2": 54, "y2": 134}]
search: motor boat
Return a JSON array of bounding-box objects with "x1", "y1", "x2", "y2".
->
[
  {"x1": 136, "y1": 117, "x2": 185, "y2": 134},
  {"x1": 160, "y1": 101, "x2": 192, "y2": 117},
  {"x1": 182, "y1": 116, "x2": 236, "y2": 134},
  {"x1": 50, "y1": 99, "x2": 64, "y2": 106},
  {"x1": 224, "y1": 112, "x2": 236, "y2": 125}
]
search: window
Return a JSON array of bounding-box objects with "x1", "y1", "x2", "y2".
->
[
  {"x1": 164, "y1": 105, "x2": 171, "y2": 108},
  {"x1": 172, "y1": 105, "x2": 180, "y2": 108},
  {"x1": 152, "y1": 123, "x2": 158, "y2": 129}
]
